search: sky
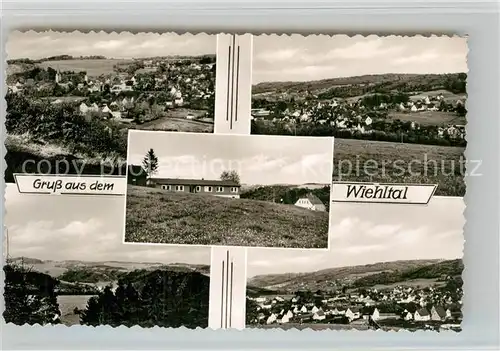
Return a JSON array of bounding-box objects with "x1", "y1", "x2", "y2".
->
[
  {"x1": 5, "y1": 184, "x2": 210, "y2": 265},
  {"x1": 247, "y1": 196, "x2": 465, "y2": 277},
  {"x1": 7, "y1": 31, "x2": 216, "y2": 59},
  {"x1": 127, "y1": 131, "x2": 334, "y2": 185},
  {"x1": 252, "y1": 34, "x2": 468, "y2": 83}
]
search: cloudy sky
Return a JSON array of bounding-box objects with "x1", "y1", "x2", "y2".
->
[
  {"x1": 5, "y1": 184, "x2": 210, "y2": 264},
  {"x1": 252, "y1": 34, "x2": 468, "y2": 83},
  {"x1": 7, "y1": 31, "x2": 215, "y2": 59},
  {"x1": 247, "y1": 196, "x2": 465, "y2": 277},
  {"x1": 128, "y1": 131, "x2": 334, "y2": 185}
]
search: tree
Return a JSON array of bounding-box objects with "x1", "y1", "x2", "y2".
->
[
  {"x1": 220, "y1": 170, "x2": 240, "y2": 184},
  {"x1": 3, "y1": 262, "x2": 61, "y2": 325},
  {"x1": 142, "y1": 148, "x2": 159, "y2": 181}
]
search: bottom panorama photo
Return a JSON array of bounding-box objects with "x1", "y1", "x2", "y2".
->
[
  {"x1": 3, "y1": 184, "x2": 211, "y2": 328},
  {"x1": 245, "y1": 196, "x2": 465, "y2": 332}
]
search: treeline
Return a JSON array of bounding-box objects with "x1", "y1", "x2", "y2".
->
[
  {"x1": 352, "y1": 259, "x2": 464, "y2": 288},
  {"x1": 59, "y1": 268, "x2": 123, "y2": 284},
  {"x1": 252, "y1": 120, "x2": 467, "y2": 147},
  {"x1": 240, "y1": 185, "x2": 330, "y2": 210}
]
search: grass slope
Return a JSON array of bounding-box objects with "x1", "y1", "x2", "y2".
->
[
  {"x1": 333, "y1": 138, "x2": 465, "y2": 197},
  {"x1": 125, "y1": 185, "x2": 329, "y2": 248}
]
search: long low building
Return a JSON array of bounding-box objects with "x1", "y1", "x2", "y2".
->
[{"x1": 149, "y1": 178, "x2": 241, "y2": 198}]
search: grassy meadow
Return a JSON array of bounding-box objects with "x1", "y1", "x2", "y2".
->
[
  {"x1": 387, "y1": 111, "x2": 466, "y2": 126},
  {"x1": 125, "y1": 185, "x2": 329, "y2": 248},
  {"x1": 333, "y1": 138, "x2": 466, "y2": 197}
]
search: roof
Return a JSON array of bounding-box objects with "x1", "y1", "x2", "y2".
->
[
  {"x1": 416, "y1": 308, "x2": 430, "y2": 317},
  {"x1": 432, "y1": 306, "x2": 447, "y2": 318},
  {"x1": 150, "y1": 178, "x2": 240, "y2": 187}
]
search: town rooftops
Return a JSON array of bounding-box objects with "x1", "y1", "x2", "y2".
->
[{"x1": 150, "y1": 177, "x2": 241, "y2": 187}]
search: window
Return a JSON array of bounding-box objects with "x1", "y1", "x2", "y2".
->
[
  {"x1": 176, "y1": 185, "x2": 184, "y2": 191},
  {"x1": 230, "y1": 187, "x2": 238, "y2": 193},
  {"x1": 196, "y1": 186, "x2": 201, "y2": 192},
  {"x1": 216, "y1": 186, "x2": 224, "y2": 192},
  {"x1": 205, "y1": 186, "x2": 213, "y2": 192},
  {"x1": 162, "y1": 185, "x2": 172, "y2": 190}
]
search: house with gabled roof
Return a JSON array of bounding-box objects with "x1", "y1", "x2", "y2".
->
[
  {"x1": 414, "y1": 308, "x2": 431, "y2": 321},
  {"x1": 313, "y1": 309, "x2": 326, "y2": 321},
  {"x1": 294, "y1": 194, "x2": 326, "y2": 212},
  {"x1": 431, "y1": 306, "x2": 447, "y2": 321}
]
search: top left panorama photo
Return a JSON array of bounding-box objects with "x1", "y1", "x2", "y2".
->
[{"x1": 5, "y1": 31, "x2": 216, "y2": 182}]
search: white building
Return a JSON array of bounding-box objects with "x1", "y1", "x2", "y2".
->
[{"x1": 294, "y1": 194, "x2": 326, "y2": 212}]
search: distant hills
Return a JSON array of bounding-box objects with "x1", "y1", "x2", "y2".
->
[
  {"x1": 8, "y1": 257, "x2": 210, "y2": 283},
  {"x1": 247, "y1": 259, "x2": 463, "y2": 293},
  {"x1": 252, "y1": 72, "x2": 467, "y2": 97}
]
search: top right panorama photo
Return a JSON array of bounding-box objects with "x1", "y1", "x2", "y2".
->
[{"x1": 250, "y1": 35, "x2": 467, "y2": 197}]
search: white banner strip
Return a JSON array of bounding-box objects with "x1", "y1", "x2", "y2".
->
[
  {"x1": 14, "y1": 174, "x2": 127, "y2": 196},
  {"x1": 331, "y1": 182, "x2": 437, "y2": 204}
]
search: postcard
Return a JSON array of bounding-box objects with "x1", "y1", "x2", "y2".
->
[{"x1": 3, "y1": 31, "x2": 467, "y2": 332}]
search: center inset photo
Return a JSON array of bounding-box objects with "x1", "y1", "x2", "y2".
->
[{"x1": 124, "y1": 130, "x2": 334, "y2": 249}]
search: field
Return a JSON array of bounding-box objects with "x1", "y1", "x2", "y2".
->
[
  {"x1": 125, "y1": 185, "x2": 329, "y2": 248},
  {"x1": 38, "y1": 59, "x2": 133, "y2": 76},
  {"x1": 409, "y1": 89, "x2": 467, "y2": 103},
  {"x1": 333, "y1": 138, "x2": 466, "y2": 197},
  {"x1": 132, "y1": 117, "x2": 213, "y2": 133},
  {"x1": 370, "y1": 278, "x2": 446, "y2": 291},
  {"x1": 57, "y1": 295, "x2": 95, "y2": 326},
  {"x1": 388, "y1": 111, "x2": 466, "y2": 126}
]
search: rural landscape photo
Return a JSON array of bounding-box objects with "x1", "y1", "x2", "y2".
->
[
  {"x1": 125, "y1": 130, "x2": 334, "y2": 248},
  {"x1": 3, "y1": 184, "x2": 211, "y2": 328},
  {"x1": 5, "y1": 31, "x2": 216, "y2": 182},
  {"x1": 245, "y1": 197, "x2": 464, "y2": 332},
  {"x1": 250, "y1": 35, "x2": 467, "y2": 196}
]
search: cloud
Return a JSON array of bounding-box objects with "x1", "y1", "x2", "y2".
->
[
  {"x1": 392, "y1": 51, "x2": 440, "y2": 65},
  {"x1": 325, "y1": 39, "x2": 404, "y2": 60},
  {"x1": 257, "y1": 48, "x2": 301, "y2": 62}
]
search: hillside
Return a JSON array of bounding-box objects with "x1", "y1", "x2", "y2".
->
[
  {"x1": 252, "y1": 73, "x2": 467, "y2": 96},
  {"x1": 248, "y1": 259, "x2": 462, "y2": 292},
  {"x1": 125, "y1": 185, "x2": 329, "y2": 248}
]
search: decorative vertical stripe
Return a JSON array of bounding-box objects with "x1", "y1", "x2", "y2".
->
[
  {"x1": 225, "y1": 44, "x2": 232, "y2": 122},
  {"x1": 235, "y1": 45, "x2": 240, "y2": 122}
]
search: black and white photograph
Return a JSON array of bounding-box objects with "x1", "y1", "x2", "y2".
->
[
  {"x1": 250, "y1": 35, "x2": 467, "y2": 197},
  {"x1": 124, "y1": 130, "x2": 334, "y2": 249},
  {"x1": 3, "y1": 184, "x2": 211, "y2": 328},
  {"x1": 245, "y1": 196, "x2": 464, "y2": 332},
  {"x1": 5, "y1": 31, "x2": 216, "y2": 182}
]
